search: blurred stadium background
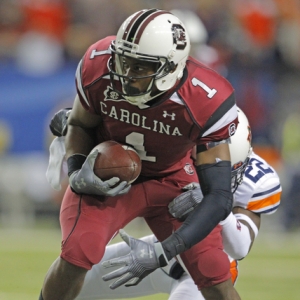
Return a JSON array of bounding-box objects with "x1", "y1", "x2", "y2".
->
[{"x1": 0, "y1": 0, "x2": 300, "y2": 299}]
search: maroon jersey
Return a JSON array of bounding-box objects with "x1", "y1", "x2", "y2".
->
[{"x1": 76, "y1": 36, "x2": 238, "y2": 177}]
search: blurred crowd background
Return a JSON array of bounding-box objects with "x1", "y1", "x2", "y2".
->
[{"x1": 0, "y1": 0, "x2": 300, "y2": 231}]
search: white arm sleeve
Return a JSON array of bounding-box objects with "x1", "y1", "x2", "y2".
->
[
  {"x1": 46, "y1": 136, "x2": 67, "y2": 191},
  {"x1": 77, "y1": 234, "x2": 205, "y2": 300},
  {"x1": 219, "y1": 212, "x2": 258, "y2": 260},
  {"x1": 168, "y1": 273, "x2": 204, "y2": 300}
]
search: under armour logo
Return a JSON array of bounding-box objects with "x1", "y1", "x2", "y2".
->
[
  {"x1": 163, "y1": 111, "x2": 176, "y2": 120},
  {"x1": 75, "y1": 178, "x2": 87, "y2": 189},
  {"x1": 139, "y1": 249, "x2": 154, "y2": 259}
]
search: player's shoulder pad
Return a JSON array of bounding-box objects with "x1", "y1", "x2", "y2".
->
[
  {"x1": 79, "y1": 36, "x2": 115, "y2": 87},
  {"x1": 178, "y1": 57, "x2": 235, "y2": 127}
]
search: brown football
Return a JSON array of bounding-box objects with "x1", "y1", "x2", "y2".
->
[{"x1": 92, "y1": 140, "x2": 141, "y2": 184}]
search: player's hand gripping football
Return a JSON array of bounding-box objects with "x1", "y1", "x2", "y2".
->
[
  {"x1": 69, "y1": 150, "x2": 131, "y2": 197},
  {"x1": 102, "y1": 229, "x2": 168, "y2": 289},
  {"x1": 49, "y1": 108, "x2": 71, "y2": 137},
  {"x1": 168, "y1": 182, "x2": 203, "y2": 221}
]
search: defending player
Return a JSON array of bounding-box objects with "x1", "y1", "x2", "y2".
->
[{"x1": 40, "y1": 9, "x2": 241, "y2": 300}]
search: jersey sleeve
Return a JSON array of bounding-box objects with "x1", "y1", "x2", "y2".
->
[
  {"x1": 178, "y1": 58, "x2": 238, "y2": 150},
  {"x1": 234, "y1": 153, "x2": 282, "y2": 214},
  {"x1": 75, "y1": 36, "x2": 115, "y2": 113}
]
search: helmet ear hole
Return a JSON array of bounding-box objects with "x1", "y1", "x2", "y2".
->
[{"x1": 165, "y1": 62, "x2": 176, "y2": 73}]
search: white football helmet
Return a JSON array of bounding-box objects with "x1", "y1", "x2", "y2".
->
[
  {"x1": 108, "y1": 8, "x2": 191, "y2": 107},
  {"x1": 229, "y1": 107, "x2": 253, "y2": 192}
]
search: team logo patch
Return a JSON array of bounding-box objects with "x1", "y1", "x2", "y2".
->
[
  {"x1": 184, "y1": 163, "x2": 194, "y2": 175},
  {"x1": 229, "y1": 123, "x2": 236, "y2": 136},
  {"x1": 104, "y1": 86, "x2": 126, "y2": 102}
]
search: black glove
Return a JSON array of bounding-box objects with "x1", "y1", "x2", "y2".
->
[
  {"x1": 49, "y1": 108, "x2": 71, "y2": 137},
  {"x1": 102, "y1": 229, "x2": 168, "y2": 289}
]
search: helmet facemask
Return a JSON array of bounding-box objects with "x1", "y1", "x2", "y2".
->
[
  {"x1": 231, "y1": 147, "x2": 252, "y2": 193},
  {"x1": 108, "y1": 40, "x2": 176, "y2": 107},
  {"x1": 229, "y1": 107, "x2": 253, "y2": 193}
]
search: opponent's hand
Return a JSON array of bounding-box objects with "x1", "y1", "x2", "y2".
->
[
  {"x1": 168, "y1": 182, "x2": 203, "y2": 221},
  {"x1": 69, "y1": 150, "x2": 131, "y2": 197},
  {"x1": 49, "y1": 108, "x2": 72, "y2": 137},
  {"x1": 102, "y1": 229, "x2": 168, "y2": 289}
]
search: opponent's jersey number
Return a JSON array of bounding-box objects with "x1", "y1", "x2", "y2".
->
[{"x1": 244, "y1": 158, "x2": 274, "y2": 183}]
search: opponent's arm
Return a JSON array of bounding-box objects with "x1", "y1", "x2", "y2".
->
[
  {"x1": 219, "y1": 207, "x2": 260, "y2": 259},
  {"x1": 49, "y1": 108, "x2": 71, "y2": 137}
]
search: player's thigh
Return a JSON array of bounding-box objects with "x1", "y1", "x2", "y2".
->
[{"x1": 59, "y1": 185, "x2": 147, "y2": 269}]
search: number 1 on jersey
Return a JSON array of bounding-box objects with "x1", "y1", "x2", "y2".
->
[
  {"x1": 192, "y1": 78, "x2": 217, "y2": 98},
  {"x1": 126, "y1": 132, "x2": 156, "y2": 162}
]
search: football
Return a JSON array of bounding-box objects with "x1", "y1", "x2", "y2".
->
[{"x1": 92, "y1": 140, "x2": 142, "y2": 184}]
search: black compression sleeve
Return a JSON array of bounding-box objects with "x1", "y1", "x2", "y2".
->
[
  {"x1": 67, "y1": 154, "x2": 87, "y2": 176},
  {"x1": 162, "y1": 161, "x2": 233, "y2": 259}
]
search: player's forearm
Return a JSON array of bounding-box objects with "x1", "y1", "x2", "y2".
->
[
  {"x1": 162, "y1": 193, "x2": 231, "y2": 259},
  {"x1": 162, "y1": 161, "x2": 233, "y2": 259},
  {"x1": 65, "y1": 124, "x2": 96, "y2": 159},
  {"x1": 220, "y1": 213, "x2": 252, "y2": 259}
]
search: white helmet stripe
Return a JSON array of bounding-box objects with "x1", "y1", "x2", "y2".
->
[
  {"x1": 133, "y1": 11, "x2": 169, "y2": 44},
  {"x1": 122, "y1": 10, "x2": 145, "y2": 41},
  {"x1": 125, "y1": 9, "x2": 160, "y2": 43}
]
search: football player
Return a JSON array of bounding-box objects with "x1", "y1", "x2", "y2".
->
[
  {"x1": 73, "y1": 108, "x2": 281, "y2": 299},
  {"x1": 40, "y1": 9, "x2": 241, "y2": 300},
  {"x1": 47, "y1": 107, "x2": 281, "y2": 300}
]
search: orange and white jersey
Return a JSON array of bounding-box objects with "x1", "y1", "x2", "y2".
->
[{"x1": 234, "y1": 152, "x2": 281, "y2": 214}]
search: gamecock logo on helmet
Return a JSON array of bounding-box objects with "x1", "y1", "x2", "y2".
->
[{"x1": 172, "y1": 24, "x2": 187, "y2": 50}]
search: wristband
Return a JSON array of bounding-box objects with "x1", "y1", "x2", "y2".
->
[
  {"x1": 67, "y1": 154, "x2": 87, "y2": 176},
  {"x1": 169, "y1": 261, "x2": 185, "y2": 280},
  {"x1": 161, "y1": 233, "x2": 186, "y2": 261}
]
